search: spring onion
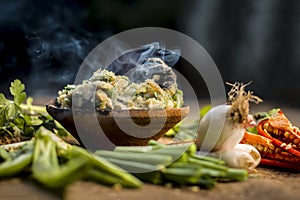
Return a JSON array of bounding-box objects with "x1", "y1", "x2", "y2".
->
[
  {"x1": 196, "y1": 82, "x2": 262, "y2": 171},
  {"x1": 95, "y1": 140, "x2": 248, "y2": 189},
  {"x1": 0, "y1": 126, "x2": 142, "y2": 188}
]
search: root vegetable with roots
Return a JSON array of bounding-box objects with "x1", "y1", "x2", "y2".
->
[{"x1": 196, "y1": 82, "x2": 263, "y2": 171}]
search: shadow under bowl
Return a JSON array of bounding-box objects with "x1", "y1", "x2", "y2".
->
[{"x1": 46, "y1": 101, "x2": 190, "y2": 147}]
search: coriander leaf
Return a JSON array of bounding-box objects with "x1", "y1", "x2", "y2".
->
[
  {"x1": 1, "y1": 103, "x2": 22, "y2": 126},
  {"x1": 23, "y1": 115, "x2": 43, "y2": 126},
  {"x1": 0, "y1": 93, "x2": 8, "y2": 105},
  {"x1": 0, "y1": 107, "x2": 6, "y2": 126},
  {"x1": 0, "y1": 90, "x2": 22, "y2": 126},
  {"x1": 5, "y1": 103, "x2": 21, "y2": 121},
  {"x1": 0, "y1": 93, "x2": 9, "y2": 126},
  {"x1": 10, "y1": 79, "x2": 26, "y2": 105}
]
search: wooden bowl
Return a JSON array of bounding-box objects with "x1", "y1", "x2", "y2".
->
[{"x1": 46, "y1": 101, "x2": 189, "y2": 147}]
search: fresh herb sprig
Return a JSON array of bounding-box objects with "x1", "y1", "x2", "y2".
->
[
  {"x1": 0, "y1": 80, "x2": 26, "y2": 127},
  {"x1": 0, "y1": 79, "x2": 69, "y2": 145}
]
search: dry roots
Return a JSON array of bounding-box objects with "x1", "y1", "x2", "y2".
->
[{"x1": 226, "y1": 82, "x2": 262, "y2": 123}]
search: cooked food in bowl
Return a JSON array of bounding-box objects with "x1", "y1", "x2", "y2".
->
[
  {"x1": 48, "y1": 56, "x2": 189, "y2": 147},
  {"x1": 56, "y1": 58, "x2": 184, "y2": 110}
]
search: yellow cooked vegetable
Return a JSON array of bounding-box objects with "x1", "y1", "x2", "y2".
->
[{"x1": 57, "y1": 58, "x2": 184, "y2": 110}]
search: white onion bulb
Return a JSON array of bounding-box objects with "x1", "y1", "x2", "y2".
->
[
  {"x1": 196, "y1": 82, "x2": 263, "y2": 171},
  {"x1": 196, "y1": 105, "x2": 245, "y2": 152},
  {"x1": 209, "y1": 144, "x2": 261, "y2": 172}
]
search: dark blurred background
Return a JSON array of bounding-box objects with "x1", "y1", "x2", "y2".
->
[{"x1": 1, "y1": 0, "x2": 300, "y2": 106}]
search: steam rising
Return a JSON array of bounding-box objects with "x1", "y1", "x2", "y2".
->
[
  {"x1": 106, "y1": 42, "x2": 180, "y2": 87},
  {"x1": 1, "y1": 1, "x2": 182, "y2": 98},
  {"x1": 0, "y1": 0, "x2": 103, "y2": 96},
  {"x1": 25, "y1": 19, "x2": 96, "y2": 95},
  {"x1": 128, "y1": 57, "x2": 177, "y2": 89}
]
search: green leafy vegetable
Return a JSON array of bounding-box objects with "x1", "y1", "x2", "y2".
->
[
  {"x1": 254, "y1": 108, "x2": 280, "y2": 122},
  {"x1": 10, "y1": 79, "x2": 27, "y2": 105},
  {"x1": 0, "y1": 79, "x2": 70, "y2": 144},
  {"x1": 0, "y1": 80, "x2": 27, "y2": 127}
]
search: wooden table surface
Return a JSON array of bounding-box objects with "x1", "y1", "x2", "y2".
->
[{"x1": 1, "y1": 99, "x2": 299, "y2": 200}]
